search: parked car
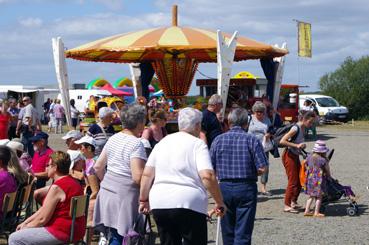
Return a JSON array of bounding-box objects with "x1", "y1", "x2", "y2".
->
[{"x1": 299, "y1": 94, "x2": 349, "y2": 122}]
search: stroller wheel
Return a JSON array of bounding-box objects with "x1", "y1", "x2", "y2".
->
[{"x1": 347, "y1": 207, "x2": 356, "y2": 216}]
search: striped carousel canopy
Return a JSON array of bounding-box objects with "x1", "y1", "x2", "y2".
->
[{"x1": 65, "y1": 25, "x2": 288, "y2": 63}]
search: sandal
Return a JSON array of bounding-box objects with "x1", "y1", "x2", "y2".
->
[
  {"x1": 291, "y1": 204, "x2": 302, "y2": 209},
  {"x1": 304, "y1": 212, "x2": 314, "y2": 217},
  {"x1": 313, "y1": 213, "x2": 325, "y2": 218},
  {"x1": 260, "y1": 191, "x2": 272, "y2": 196},
  {"x1": 283, "y1": 208, "x2": 299, "y2": 214}
]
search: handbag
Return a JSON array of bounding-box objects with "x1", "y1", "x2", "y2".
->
[
  {"x1": 123, "y1": 214, "x2": 156, "y2": 245},
  {"x1": 262, "y1": 137, "x2": 274, "y2": 153}
]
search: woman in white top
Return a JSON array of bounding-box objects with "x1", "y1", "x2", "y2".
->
[
  {"x1": 70, "y1": 99, "x2": 79, "y2": 130},
  {"x1": 139, "y1": 107, "x2": 225, "y2": 245},
  {"x1": 93, "y1": 104, "x2": 147, "y2": 245},
  {"x1": 248, "y1": 101, "x2": 272, "y2": 196}
]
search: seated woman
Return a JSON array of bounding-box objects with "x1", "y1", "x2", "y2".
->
[
  {"x1": 9, "y1": 151, "x2": 86, "y2": 245},
  {"x1": 0, "y1": 146, "x2": 17, "y2": 219}
]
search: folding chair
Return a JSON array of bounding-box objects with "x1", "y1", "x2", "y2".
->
[
  {"x1": 67, "y1": 194, "x2": 90, "y2": 245},
  {"x1": 0, "y1": 191, "x2": 18, "y2": 241},
  {"x1": 15, "y1": 180, "x2": 36, "y2": 225}
]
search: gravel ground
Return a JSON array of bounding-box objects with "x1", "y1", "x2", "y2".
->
[
  {"x1": 2, "y1": 126, "x2": 368, "y2": 244},
  {"x1": 209, "y1": 126, "x2": 369, "y2": 244}
]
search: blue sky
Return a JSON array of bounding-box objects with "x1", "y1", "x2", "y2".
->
[{"x1": 1, "y1": 0, "x2": 369, "y2": 94}]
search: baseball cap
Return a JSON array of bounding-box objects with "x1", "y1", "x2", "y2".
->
[
  {"x1": 30, "y1": 132, "x2": 49, "y2": 142},
  {"x1": 68, "y1": 150, "x2": 84, "y2": 170},
  {"x1": 75, "y1": 136, "x2": 96, "y2": 147},
  {"x1": 62, "y1": 130, "x2": 83, "y2": 140}
]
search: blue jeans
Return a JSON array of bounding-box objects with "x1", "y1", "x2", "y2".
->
[
  {"x1": 220, "y1": 181, "x2": 257, "y2": 245},
  {"x1": 109, "y1": 228, "x2": 123, "y2": 245},
  {"x1": 21, "y1": 126, "x2": 34, "y2": 157}
]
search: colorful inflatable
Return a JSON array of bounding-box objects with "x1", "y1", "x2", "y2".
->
[{"x1": 87, "y1": 78, "x2": 110, "y2": 89}]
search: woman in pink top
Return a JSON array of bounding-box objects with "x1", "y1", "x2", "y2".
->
[
  {"x1": 9, "y1": 151, "x2": 85, "y2": 245},
  {"x1": 0, "y1": 101, "x2": 10, "y2": 140},
  {"x1": 53, "y1": 99, "x2": 65, "y2": 134},
  {"x1": 0, "y1": 146, "x2": 17, "y2": 219}
]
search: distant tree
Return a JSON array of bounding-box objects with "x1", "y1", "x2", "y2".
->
[{"x1": 319, "y1": 56, "x2": 369, "y2": 119}]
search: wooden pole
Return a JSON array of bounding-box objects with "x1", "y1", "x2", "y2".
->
[{"x1": 172, "y1": 5, "x2": 178, "y2": 26}]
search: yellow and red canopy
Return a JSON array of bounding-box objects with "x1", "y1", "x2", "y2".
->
[{"x1": 65, "y1": 26, "x2": 287, "y2": 63}]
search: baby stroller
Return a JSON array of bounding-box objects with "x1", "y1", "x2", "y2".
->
[
  {"x1": 321, "y1": 177, "x2": 358, "y2": 216},
  {"x1": 319, "y1": 149, "x2": 358, "y2": 216}
]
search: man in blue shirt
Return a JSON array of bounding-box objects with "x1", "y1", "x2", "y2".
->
[{"x1": 210, "y1": 107, "x2": 268, "y2": 245}]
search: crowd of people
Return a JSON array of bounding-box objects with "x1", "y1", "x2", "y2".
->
[{"x1": 0, "y1": 93, "x2": 329, "y2": 245}]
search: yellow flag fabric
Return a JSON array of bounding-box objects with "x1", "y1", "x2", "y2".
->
[{"x1": 298, "y1": 22, "x2": 312, "y2": 57}]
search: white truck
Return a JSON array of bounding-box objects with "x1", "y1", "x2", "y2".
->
[{"x1": 299, "y1": 94, "x2": 349, "y2": 122}]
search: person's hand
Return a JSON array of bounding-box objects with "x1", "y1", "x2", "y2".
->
[
  {"x1": 257, "y1": 166, "x2": 267, "y2": 175},
  {"x1": 297, "y1": 143, "x2": 306, "y2": 149},
  {"x1": 16, "y1": 130, "x2": 20, "y2": 136},
  {"x1": 209, "y1": 203, "x2": 226, "y2": 218},
  {"x1": 16, "y1": 222, "x2": 26, "y2": 231},
  {"x1": 265, "y1": 133, "x2": 271, "y2": 140},
  {"x1": 139, "y1": 201, "x2": 150, "y2": 214}
]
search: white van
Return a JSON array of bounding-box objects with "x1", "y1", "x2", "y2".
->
[{"x1": 299, "y1": 94, "x2": 349, "y2": 122}]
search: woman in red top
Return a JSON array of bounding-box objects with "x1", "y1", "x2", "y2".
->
[
  {"x1": 9, "y1": 151, "x2": 86, "y2": 245},
  {"x1": 0, "y1": 100, "x2": 10, "y2": 140}
]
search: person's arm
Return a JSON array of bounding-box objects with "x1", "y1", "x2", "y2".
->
[
  {"x1": 199, "y1": 169, "x2": 225, "y2": 213},
  {"x1": 199, "y1": 131, "x2": 208, "y2": 145},
  {"x1": 94, "y1": 147, "x2": 107, "y2": 181},
  {"x1": 253, "y1": 139, "x2": 268, "y2": 175},
  {"x1": 17, "y1": 185, "x2": 63, "y2": 230},
  {"x1": 86, "y1": 174, "x2": 100, "y2": 199},
  {"x1": 33, "y1": 186, "x2": 49, "y2": 205},
  {"x1": 130, "y1": 158, "x2": 146, "y2": 185},
  {"x1": 139, "y1": 166, "x2": 155, "y2": 214},
  {"x1": 141, "y1": 128, "x2": 151, "y2": 140},
  {"x1": 34, "y1": 171, "x2": 48, "y2": 179},
  {"x1": 280, "y1": 127, "x2": 306, "y2": 149}
]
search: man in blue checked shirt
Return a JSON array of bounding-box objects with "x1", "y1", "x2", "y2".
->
[{"x1": 210, "y1": 107, "x2": 268, "y2": 245}]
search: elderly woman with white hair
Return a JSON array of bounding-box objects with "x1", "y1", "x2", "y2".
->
[
  {"x1": 87, "y1": 107, "x2": 115, "y2": 155},
  {"x1": 93, "y1": 104, "x2": 147, "y2": 245},
  {"x1": 248, "y1": 101, "x2": 272, "y2": 196},
  {"x1": 139, "y1": 107, "x2": 225, "y2": 245}
]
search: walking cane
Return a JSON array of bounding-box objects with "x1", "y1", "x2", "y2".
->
[
  {"x1": 215, "y1": 207, "x2": 224, "y2": 245},
  {"x1": 215, "y1": 216, "x2": 221, "y2": 245}
]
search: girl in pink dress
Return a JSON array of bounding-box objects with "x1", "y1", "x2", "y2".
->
[{"x1": 304, "y1": 140, "x2": 331, "y2": 217}]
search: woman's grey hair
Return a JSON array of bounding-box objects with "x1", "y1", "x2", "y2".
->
[
  {"x1": 178, "y1": 107, "x2": 203, "y2": 132},
  {"x1": 208, "y1": 94, "x2": 222, "y2": 105},
  {"x1": 252, "y1": 101, "x2": 266, "y2": 113},
  {"x1": 120, "y1": 104, "x2": 147, "y2": 130},
  {"x1": 228, "y1": 108, "x2": 249, "y2": 127}
]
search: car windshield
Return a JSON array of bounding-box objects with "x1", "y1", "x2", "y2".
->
[{"x1": 315, "y1": 97, "x2": 339, "y2": 107}]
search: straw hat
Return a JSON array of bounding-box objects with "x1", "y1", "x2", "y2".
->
[{"x1": 312, "y1": 140, "x2": 329, "y2": 153}]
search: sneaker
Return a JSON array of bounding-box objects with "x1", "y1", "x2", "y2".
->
[{"x1": 98, "y1": 233, "x2": 108, "y2": 245}]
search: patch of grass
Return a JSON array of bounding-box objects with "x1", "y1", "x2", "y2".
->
[{"x1": 320, "y1": 120, "x2": 369, "y2": 131}]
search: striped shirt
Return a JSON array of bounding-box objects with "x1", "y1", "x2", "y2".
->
[
  {"x1": 104, "y1": 132, "x2": 147, "y2": 177},
  {"x1": 210, "y1": 126, "x2": 268, "y2": 181},
  {"x1": 87, "y1": 124, "x2": 115, "y2": 155}
]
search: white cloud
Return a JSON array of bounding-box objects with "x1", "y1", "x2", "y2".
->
[
  {"x1": 1, "y1": 0, "x2": 369, "y2": 91},
  {"x1": 19, "y1": 17, "x2": 43, "y2": 28},
  {"x1": 94, "y1": 0, "x2": 123, "y2": 10}
]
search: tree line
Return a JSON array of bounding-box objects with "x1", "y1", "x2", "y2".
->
[{"x1": 319, "y1": 56, "x2": 369, "y2": 120}]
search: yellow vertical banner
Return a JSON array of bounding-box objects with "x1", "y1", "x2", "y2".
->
[{"x1": 298, "y1": 22, "x2": 312, "y2": 57}]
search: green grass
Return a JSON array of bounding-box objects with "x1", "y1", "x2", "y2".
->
[{"x1": 321, "y1": 120, "x2": 369, "y2": 131}]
